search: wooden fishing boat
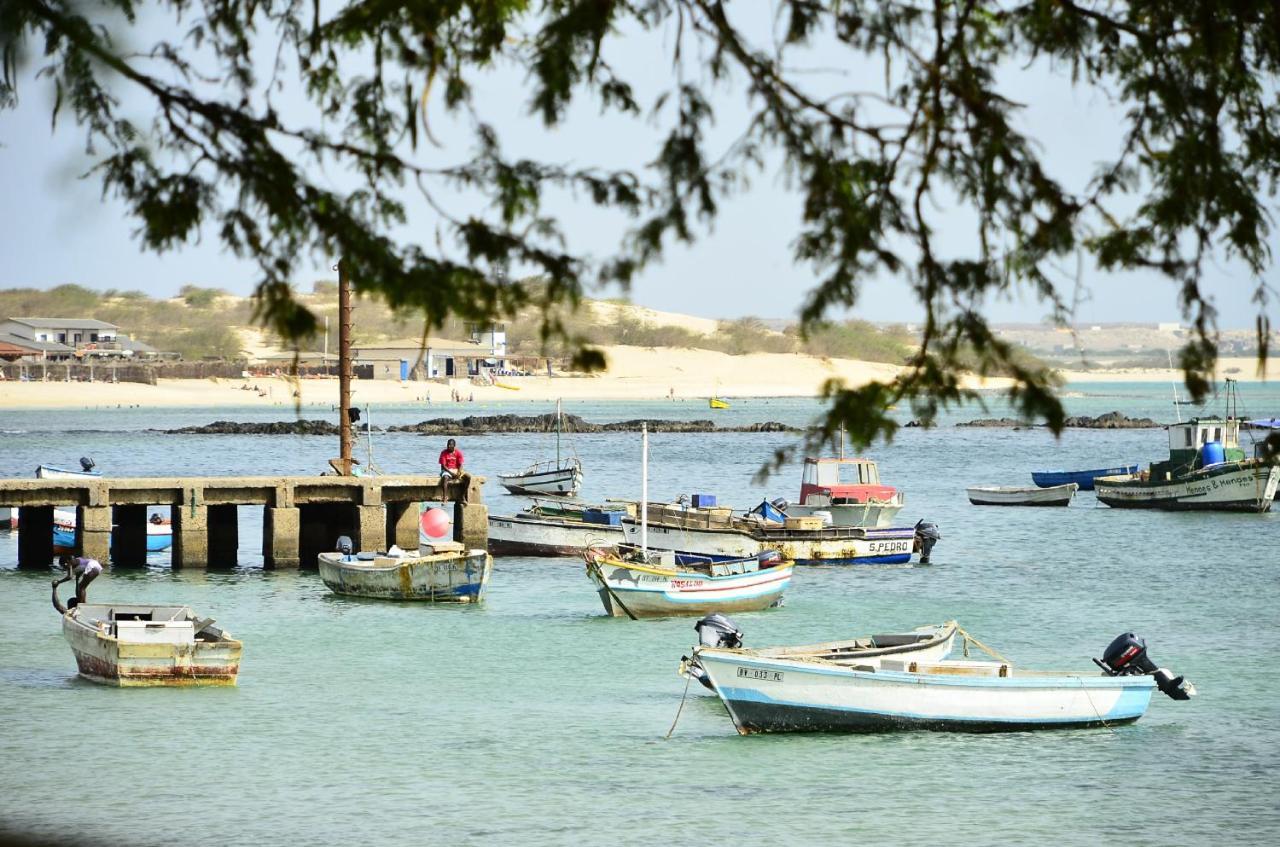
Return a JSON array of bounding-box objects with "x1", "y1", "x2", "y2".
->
[
  {"x1": 36, "y1": 460, "x2": 101, "y2": 479},
  {"x1": 498, "y1": 399, "x2": 583, "y2": 496},
  {"x1": 585, "y1": 547, "x2": 793, "y2": 619},
  {"x1": 1094, "y1": 411, "x2": 1278, "y2": 512},
  {"x1": 51, "y1": 508, "x2": 172, "y2": 553},
  {"x1": 682, "y1": 620, "x2": 958, "y2": 690},
  {"x1": 1031, "y1": 465, "x2": 1138, "y2": 490},
  {"x1": 317, "y1": 543, "x2": 492, "y2": 602},
  {"x1": 694, "y1": 627, "x2": 1196, "y2": 734},
  {"x1": 966, "y1": 483, "x2": 1078, "y2": 507},
  {"x1": 489, "y1": 509, "x2": 624, "y2": 556},
  {"x1": 62, "y1": 604, "x2": 241, "y2": 687}
]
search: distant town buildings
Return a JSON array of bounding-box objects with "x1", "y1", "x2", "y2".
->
[{"x1": 0, "y1": 317, "x2": 161, "y2": 363}]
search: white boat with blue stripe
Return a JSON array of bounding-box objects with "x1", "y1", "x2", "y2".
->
[
  {"x1": 694, "y1": 629, "x2": 1194, "y2": 733},
  {"x1": 585, "y1": 547, "x2": 793, "y2": 619}
]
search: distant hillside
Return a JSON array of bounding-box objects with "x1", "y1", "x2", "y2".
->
[{"x1": 0, "y1": 282, "x2": 1044, "y2": 377}]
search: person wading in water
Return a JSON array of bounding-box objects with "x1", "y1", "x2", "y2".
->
[{"x1": 52, "y1": 554, "x2": 103, "y2": 614}]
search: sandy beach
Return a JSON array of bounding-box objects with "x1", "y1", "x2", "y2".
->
[
  {"x1": 2, "y1": 346, "x2": 1270, "y2": 411},
  {"x1": 0, "y1": 344, "x2": 1014, "y2": 410}
]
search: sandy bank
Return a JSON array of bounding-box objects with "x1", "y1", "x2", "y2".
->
[
  {"x1": 0, "y1": 345, "x2": 1011, "y2": 410},
  {"x1": 1057, "y1": 357, "x2": 1274, "y2": 384}
]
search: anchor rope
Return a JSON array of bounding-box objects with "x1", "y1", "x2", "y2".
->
[
  {"x1": 953, "y1": 625, "x2": 1013, "y2": 667},
  {"x1": 665, "y1": 670, "x2": 694, "y2": 739}
]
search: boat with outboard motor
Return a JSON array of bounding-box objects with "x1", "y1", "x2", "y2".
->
[
  {"x1": 680, "y1": 615, "x2": 958, "y2": 692},
  {"x1": 318, "y1": 538, "x2": 492, "y2": 602},
  {"x1": 51, "y1": 508, "x2": 173, "y2": 553},
  {"x1": 62, "y1": 603, "x2": 242, "y2": 686},
  {"x1": 1095, "y1": 411, "x2": 1278, "y2": 512},
  {"x1": 620, "y1": 500, "x2": 940, "y2": 566},
  {"x1": 693, "y1": 629, "x2": 1194, "y2": 733},
  {"x1": 36, "y1": 458, "x2": 101, "y2": 479}
]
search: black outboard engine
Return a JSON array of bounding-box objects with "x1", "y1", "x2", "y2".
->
[
  {"x1": 335, "y1": 535, "x2": 354, "y2": 556},
  {"x1": 79, "y1": 457, "x2": 96, "y2": 473},
  {"x1": 1094, "y1": 632, "x2": 1196, "y2": 700},
  {"x1": 684, "y1": 614, "x2": 744, "y2": 691},
  {"x1": 914, "y1": 520, "x2": 941, "y2": 564}
]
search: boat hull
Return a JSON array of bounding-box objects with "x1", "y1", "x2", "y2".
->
[
  {"x1": 51, "y1": 509, "x2": 172, "y2": 553},
  {"x1": 786, "y1": 501, "x2": 905, "y2": 528},
  {"x1": 36, "y1": 465, "x2": 102, "y2": 480},
  {"x1": 696, "y1": 652, "x2": 1154, "y2": 733},
  {"x1": 498, "y1": 465, "x2": 582, "y2": 496},
  {"x1": 62, "y1": 605, "x2": 241, "y2": 687},
  {"x1": 587, "y1": 559, "x2": 792, "y2": 618},
  {"x1": 622, "y1": 520, "x2": 919, "y2": 566},
  {"x1": 318, "y1": 549, "x2": 492, "y2": 602},
  {"x1": 1095, "y1": 463, "x2": 1279, "y2": 512},
  {"x1": 1031, "y1": 466, "x2": 1138, "y2": 490},
  {"x1": 967, "y1": 483, "x2": 1077, "y2": 507},
  {"x1": 488, "y1": 514, "x2": 622, "y2": 556}
]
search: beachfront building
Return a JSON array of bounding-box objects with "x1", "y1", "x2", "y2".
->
[
  {"x1": 0, "y1": 332, "x2": 74, "y2": 362},
  {"x1": 0, "y1": 317, "x2": 120, "y2": 352},
  {"x1": 354, "y1": 325, "x2": 518, "y2": 381}
]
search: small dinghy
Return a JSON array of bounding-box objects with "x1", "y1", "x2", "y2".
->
[
  {"x1": 36, "y1": 458, "x2": 101, "y2": 479},
  {"x1": 584, "y1": 546, "x2": 793, "y2": 619},
  {"x1": 680, "y1": 616, "x2": 958, "y2": 691},
  {"x1": 317, "y1": 541, "x2": 492, "y2": 602},
  {"x1": 62, "y1": 604, "x2": 241, "y2": 687},
  {"x1": 694, "y1": 629, "x2": 1195, "y2": 733},
  {"x1": 498, "y1": 399, "x2": 583, "y2": 496},
  {"x1": 1031, "y1": 465, "x2": 1138, "y2": 490},
  {"x1": 967, "y1": 483, "x2": 1077, "y2": 507}
]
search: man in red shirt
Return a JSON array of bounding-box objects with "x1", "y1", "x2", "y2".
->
[{"x1": 439, "y1": 438, "x2": 464, "y2": 479}]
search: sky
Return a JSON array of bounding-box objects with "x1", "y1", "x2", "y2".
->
[{"x1": 0, "y1": 7, "x2": 1275, "y2": 330}]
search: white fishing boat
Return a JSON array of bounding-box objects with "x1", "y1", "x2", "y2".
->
[
  {"x1": 694, "y1": 630, "x2": 1195, "y2": 733},
  {"x1": 51, "y1": 507, "x2": 173, "y2": 552},
  {"x1": 621, "y1": 504, "x2": 934, "y2": 566},
  {"x1": 784, "y1": 454, "x2": 905, "y2": 527},
  {"x1": 966, "y1": 483, "x2": 1078, "y2": 507},
  {"x1": 498, "y1": 400, "x2": 583, "y2": 496},
  {"x1": 36, "y1": 459, "x2": 101, "y2": 479},
  {"x1": 61, "y1": 604, "x2": 241, "y2": 687},
  {"x1": 681, "y1": 618, "x2": 958, "y2": 691},
  {"x1": 489, "y1": 507, "x2": 625, "y2": 556},
  {"x1": 317, "y1": 543, "x2": 492, "y2": 602},
  {"x1": 585, "y1": 548, "x2": 793, "y2": 619}
]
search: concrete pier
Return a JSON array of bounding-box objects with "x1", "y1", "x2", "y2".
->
[{"x1": 0, "y1": 475, "x2": 486, "y2": 569}]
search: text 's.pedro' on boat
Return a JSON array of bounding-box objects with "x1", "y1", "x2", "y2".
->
[
  {"x1": 317, "y1": 536, "x2": 492, "y2": 603},
  {"x1": 62, "y1": 604, "x2": 242, "y2": 687},
  {"x1": 693, "y1": 627, "x2": 1195, "y2": 734}
]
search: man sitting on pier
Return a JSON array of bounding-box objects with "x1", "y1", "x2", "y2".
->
[
  {"x1": 438, "y1": 438, "x2": 471, "y2": 503},
  {"x1": 51, "y1": 554, "x2": 103, "y2": 614}
]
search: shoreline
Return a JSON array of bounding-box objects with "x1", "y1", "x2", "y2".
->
[{"x1": 0, "y1": 347, "x2": 1270, "y2": 411}]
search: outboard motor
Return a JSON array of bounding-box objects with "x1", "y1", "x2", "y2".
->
[
  {"x1": 79, "y1": 457, "x2": 96, "y2": 473},
  {"x1": 335, "y1": 535, "x2": 354, "y2": 556},
  {"x1": 684, "y1": 614, "x2": 744, "y2": 691},
  {"x1": 914, "y1": 520, "x2": 941, "y2": 564},
  {"x1": 1094, "y1": 632, "x2": 1196, "y2": 700}
]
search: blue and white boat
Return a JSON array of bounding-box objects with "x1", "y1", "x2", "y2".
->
[
  {"x1": 36, "y1": 459, "x2": 102, "y2": 479},
  {"x1": 317, "y1": 544, "x2": 492, "y2": 602},
  {"x1": 1030, "y1": 465, "x2": 1138, "y2": 490},
  {"x1": 694, "y1": 630, "x2": 1195, "y2": 733},
  {"x1": 52, "y1": 509, "x2": 172, "y2": 553},
  {"x1": 585, "y1": 548, "x2": 793, "y2": 619}
]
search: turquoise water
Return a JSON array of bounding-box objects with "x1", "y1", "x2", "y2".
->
[{"x1": 2, "y1": 383, "x2": 1279, "y2": 845}]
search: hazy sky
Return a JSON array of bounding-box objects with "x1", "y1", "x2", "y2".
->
[{"x1": 0, "y1": 8, "x2": 1275, "y2": 330}]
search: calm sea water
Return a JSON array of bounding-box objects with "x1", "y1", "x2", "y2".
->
[{"x1": 2, "y1": 384, "x2": 1278, "y2": 846}]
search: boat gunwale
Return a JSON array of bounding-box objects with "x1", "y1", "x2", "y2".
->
[{"x1": 728, "y1": 622, "x2": 958, "y2": 662}]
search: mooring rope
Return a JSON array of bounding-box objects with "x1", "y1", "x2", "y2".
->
[
  {"x1": 954, "y1": 625, "x2": 1014, "y2": 667},
  {"x1": 665, "y1": 671, "x2": 694, "y2": 739}
]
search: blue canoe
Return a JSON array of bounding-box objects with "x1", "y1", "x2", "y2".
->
[{"x1": 1031, "y1": 465, "x2": 1139, "y2": 491}]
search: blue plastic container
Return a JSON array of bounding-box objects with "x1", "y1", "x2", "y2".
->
[
  {"x1": 583, "y1": 509, "x2": 623, "y2": 526},
  {"x1": 691, "y1": 493, "x2": 717, "y2": 508},
  {"x1": 1200, "y1": 441, "x2": 1226, "y2": 466}
]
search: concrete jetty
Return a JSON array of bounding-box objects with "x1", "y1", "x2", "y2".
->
[{"x1": 0, "y1": 475, "x2": 487, "y2": 569}]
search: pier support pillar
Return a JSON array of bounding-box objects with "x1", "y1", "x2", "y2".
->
[
  {"x1": 263, "y1": 506, "x2": 300, "y2": 569},
  {"x1": 387, "y1": 502, "x2": 420, "y2": 550},
  {"x1": 453, "y1": 502, "x2": 488, "y2": 550},
  {"x1": 299, "y1": 503, "x2": 355, "y2": 568},
  {"x1": 17, "y1": 506, "x2": 54, "y2": 569},
  {"x1": 110, "y1": 505, "x2": 149, "y2": 567},
  {"x1": 357, "y1": 504, "x2": 384, "y2": 554},
  {"x1": 172, "y1": 504, "x2": 209, "y2": 569},
  {"x1": 77, "y1": 505, "x2": 112, "y2": 565},
  {"x1": 208, "y1": 505, "x2": 239, "y2": 567}
]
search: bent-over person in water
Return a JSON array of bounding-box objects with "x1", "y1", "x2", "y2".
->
[{"x1": 52, "y1": 554, "x2": 103, "y2": 614}]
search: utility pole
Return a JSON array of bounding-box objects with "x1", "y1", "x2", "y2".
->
[{"x1": 338, "y1": 260, "x2": 354, "y2": 476}]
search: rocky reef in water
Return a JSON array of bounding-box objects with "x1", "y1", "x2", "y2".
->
[
  {"x1": 166, "y1": 415, "x2": 798, "y2": 435},
  {"x1": 387, "y1": 414, "x2": 798, "y2": 434},
  {"x1": 957, "y1": 411, "x2": 1160, "y2": 429}
]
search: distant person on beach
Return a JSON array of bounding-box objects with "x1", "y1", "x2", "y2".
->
[{"x1": 52, "y1": 554, "x2": 103, "y2": 613}]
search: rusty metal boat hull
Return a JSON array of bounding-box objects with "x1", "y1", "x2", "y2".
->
[{"x1": 62, "y1": 604, "x2": 241, "y2": 687}]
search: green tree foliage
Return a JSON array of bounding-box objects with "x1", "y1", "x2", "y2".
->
[{"x1": 3, "y1": 1, "x2": 1278, "y2": 454}]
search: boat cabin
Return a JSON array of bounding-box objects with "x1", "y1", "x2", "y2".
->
[
  {"x1": 799, "y1": 457, "x2": 898, "y2": 506},
  {"x1": 1150, "y1": 417, "x2": 1248, "y2": 480}
]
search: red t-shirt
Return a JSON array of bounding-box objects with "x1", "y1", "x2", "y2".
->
[{"x1": 439, "y1": 448, "x2": 464, "y2": 471}]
